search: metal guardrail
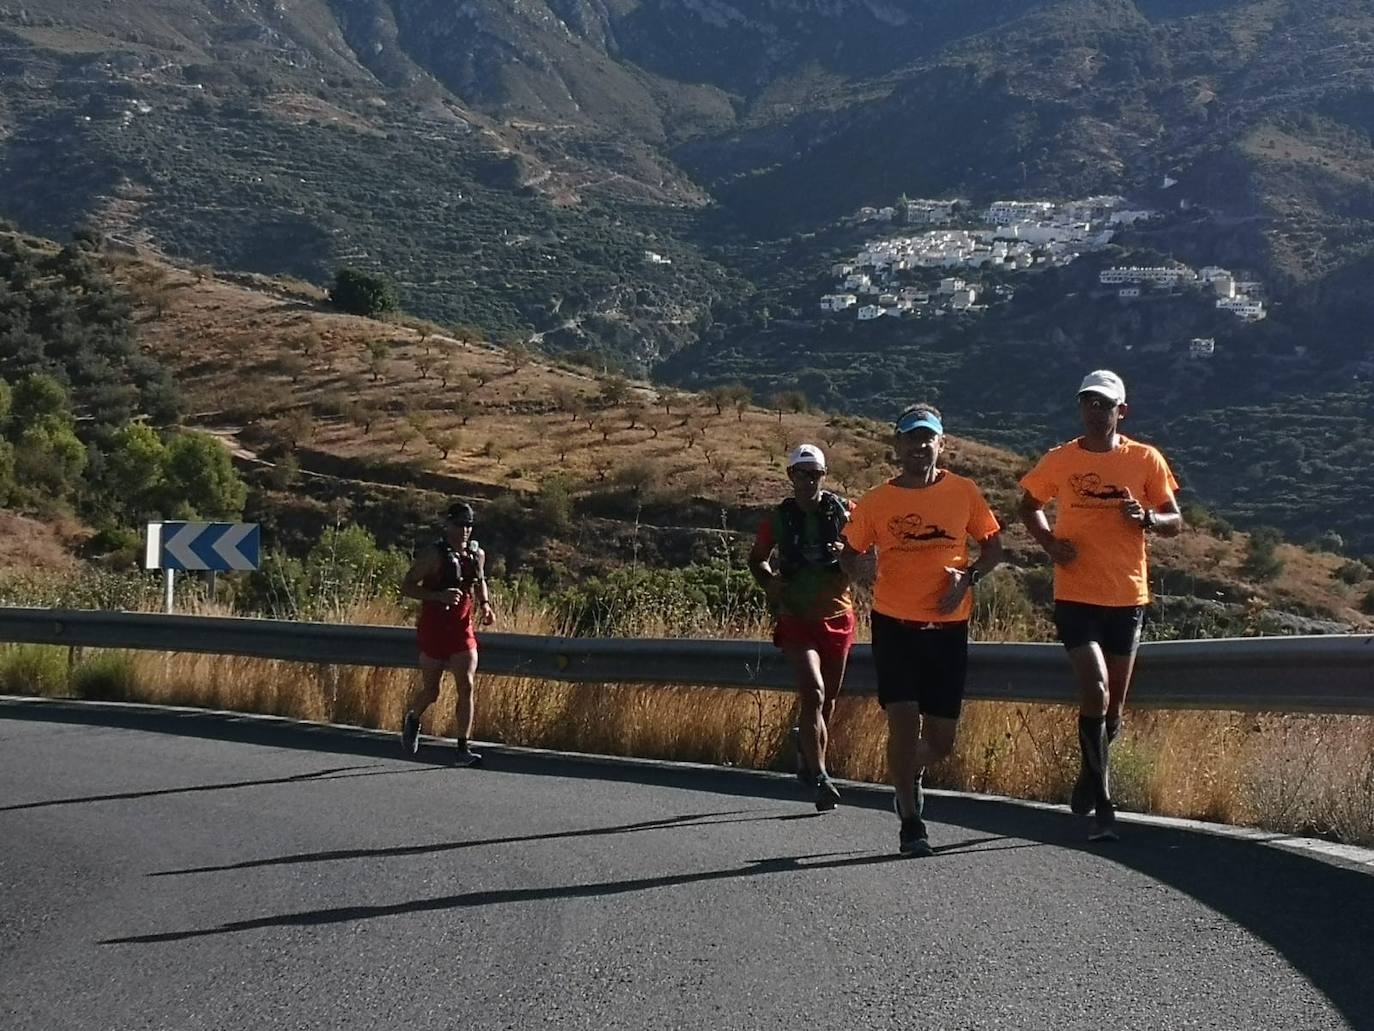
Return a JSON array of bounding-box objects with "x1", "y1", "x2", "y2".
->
[{"x1": 0, "y1": 608, "x2": 1371, "y2": 713}]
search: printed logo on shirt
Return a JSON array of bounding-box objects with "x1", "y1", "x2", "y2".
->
[
  {"x1": 886, "y1": 514, "x2": 956, "y2": 548},
  {"x1": 1068, "y1": 472, "x2": 1130, "y2": 507}
]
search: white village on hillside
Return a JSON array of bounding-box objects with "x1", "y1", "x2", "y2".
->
[{"x1": 823, "y1": 195, "x2": 1264, "y2": 326}]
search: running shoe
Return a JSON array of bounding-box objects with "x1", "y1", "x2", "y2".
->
[
  {"x1": 1069, "y1": 769, "x2": 1094, "y2": 816},
  {"x1": 814, "y1": 772, "x2": 841, "y2": 812},
  {"x1": 401, "y1": 710, "x2": 420, "y2": 756},
  {"x1": 1088, "y1": 803, "x2": 1119, "y2": 842},
  {"x1": 899, "y1": 816, "x2": 932, "y2": 857},
  {"x1": 452, "y1": 745, "x2": 483, "y2": 768}
]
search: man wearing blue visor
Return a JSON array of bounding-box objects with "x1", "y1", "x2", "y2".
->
[{"x1": 841, "y1": 404, "x2": 1003, "y2": 855}]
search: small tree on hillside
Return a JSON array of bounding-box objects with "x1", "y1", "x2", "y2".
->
[
  {"x1": 329, "y1": 268, "x2": 397, "y2": 317},
  {"x1": 1242, "y1": 526, "x2": 1286, "y2": 581},
  {"x1": 598, "y1": 375, "x2": 631, "y2": 408}
]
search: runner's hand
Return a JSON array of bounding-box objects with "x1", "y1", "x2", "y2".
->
[
  {"x1": 1121, "y1": 490, "x2": 1148, "y2": 526},
  {"x1": 480, "y1": 601, "x2": 496, "y2": 626},
  {"x1": 937, "y1": 567, "x2": 969, "y2": 615},
  {"x1": 1043, "y1": 536, "x2": 1077, "y2": 565},
  {"x1": 430, "y1": 588, "x2": 466, "y2": 605}
]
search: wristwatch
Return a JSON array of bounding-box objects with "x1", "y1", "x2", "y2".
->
[
  {"x1": 1143, "y1": 509, "x2": 1157, "y2": 529},
  {"x1": 967, "y1": 567, "x2": 984, "y2": 587}
]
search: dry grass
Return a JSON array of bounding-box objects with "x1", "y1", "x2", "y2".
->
[{"x1": 6, "y1": 595, "x2": 1371, "y2": 847}]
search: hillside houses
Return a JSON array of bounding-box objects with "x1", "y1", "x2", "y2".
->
[
  {"x1": 826, "y1": 193, "x2": 1156, "y2": 324},
  {"x1": 1100, "y1": 263, "x2": 1267, "y2": 320}
]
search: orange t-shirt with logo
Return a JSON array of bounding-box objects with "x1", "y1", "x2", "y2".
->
[
  {"x1": 843, "y1": 473, "x2": 1001, "y2": 623},
  {"x1": 1019, "y1": 435, "x2": 1179, "y2": 606}
]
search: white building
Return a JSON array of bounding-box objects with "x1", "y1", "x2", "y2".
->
[
  {"x1": 1118, "y1": 287, "x2": 1141, "y2": 299},
  {"x1": 820, "y1": 293, "x2": 857, "y2": 312},
  {"x1": 857, "y1": 304, "x2": 885, "y2": 321},
  {"x1": 987, "y1": 200, "x2": 1056, "y2": 225},
  {"x1": 844, "y1": 273, "x2": 871, "y2": 291},
  {"x1": 643, "y1": 251, "x2": 672, "y2": 265},
  {"x1": 1099, "y1": 266, "x2": 1191, "y2": 286},
  {"x1": 950, "y1": 288, "x2": 978, "y2": 310},
  {"x1": 1216, "y1": 298, "x2": 1266, "y2": 319},
  {"x1": 938, "y1": 277, "x2": 966, "y2": 295},
  {"x1": 1190, "y1": 337, "x2": 1216, "y2": 359}
]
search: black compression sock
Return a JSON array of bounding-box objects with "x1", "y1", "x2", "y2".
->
[
  {"x1": 1106, "y1": 716, "x2": 1122, "y2": 743},
  {"x1": 1077, "y1": 715, "x2": 1110, "y2": 810}
]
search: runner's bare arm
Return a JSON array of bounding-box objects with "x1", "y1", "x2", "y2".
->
[
  {"x1": 937, "y1": 532, "x2": 1005, "y2": 615},
  {"x1": 1121, "y1": 491, "x2": 1184, "y2": 537},
  {"x1": 400, "y1": 548, "x2": 461, "y2": 605},
  {"x1": 838, "y1": 542, "x2": 876, "y2": 589},
  {"x1": 474, "y1": 548, "x2": 496, "y2": 625},
  {"x1": 1018, "y1": 491, "x2": 1077, "y2": 564}
]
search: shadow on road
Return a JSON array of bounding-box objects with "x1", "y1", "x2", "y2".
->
[
  {"x1": 7, "y1": 698, "x2": 1372, "y2": 1028},
  {"x1": 102, "y1": 838, "x2": 1018, "y2": 946},
  {"x1": 0, "y1": 764, "x2": 435, "y2": 812},
  {"x1": 150, "y1": 810, "x2": 782, "y2": 877}
]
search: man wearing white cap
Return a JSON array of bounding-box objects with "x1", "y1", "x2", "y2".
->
[
  {"x1": 1018, "y1": 370, "x2": 1183, "y2": 841},
  {"x1": 748, "y1": 443, "x2": 856, "y2": 811}
]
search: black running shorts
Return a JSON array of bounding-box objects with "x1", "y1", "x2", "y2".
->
[
  {"x1": 1053, "y1": 601, "x2": 1144, "y2": 656},
  {"x1": 870, "y1": 611, "x2": 969, "y2": 719}
]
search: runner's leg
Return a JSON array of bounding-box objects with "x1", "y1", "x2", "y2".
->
[
  {"x1": 886, "y1": 701, "x2": 921, "y2": 818},
  {"x1": 816, "y1": 646, "x2": 850, "y2": 774},
  {"x1": 912, "y1": 714, "x2": 958, "y2": 770},
  {"x1": 784, "y1": 646, "x2": 825, "y2": 777},
  {"x1": 1068, "y1": 643, "x2": 1112, "y2": 813},
  {"x1": 450, "y1": 647, "x2": 479, "y2": 744},
  {"x1": 410, "y1": 654, "x2": 445, "y2": 719}
]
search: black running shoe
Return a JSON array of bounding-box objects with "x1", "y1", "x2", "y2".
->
[
  {"x1": 1070, "y1": 770, "x2": 1094, "y2": 816},
  {"x1": 401, "y1": 710, "x2": 420, "y2": 756},
  {"x1": 452, "y1": 745, "x2": 483, "y2": 768},
  {"x1": 814, "y1": 772, "x2": 841, "y2": 812},
  {"x1": 1088, "y1": 803, "x2": 1119, "y2": 842},
  {"x1": 899, "y1": 816, "x2": 932, "y2": 857}
]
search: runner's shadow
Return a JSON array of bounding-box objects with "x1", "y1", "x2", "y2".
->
[
  {"x1": 0, "y1": 764, "x2": 433, "y2": 812},
  {"x1": 149, "y1": 809, "x2": 785, "y2": 877},
  {"x1": 104, "y1": 843, "x2": 1005, "y2": 946}
]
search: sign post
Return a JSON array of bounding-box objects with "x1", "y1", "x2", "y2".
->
[{"x1": 145, "y1": 522, "x2": 261, "y2": 613}]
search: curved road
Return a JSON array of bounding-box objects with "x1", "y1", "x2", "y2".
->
[{"x1": 2, "y1": 701, "x2": 1372, "y2": 1030}]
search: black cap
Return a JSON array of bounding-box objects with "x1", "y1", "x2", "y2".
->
[{"x1": 445, "y1": 502, "x2": 475, "y2": 525}]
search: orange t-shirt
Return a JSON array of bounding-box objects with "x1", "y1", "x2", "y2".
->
[
  {"x1": 1019, "y1": 435, "x2": 1179, "y2": 606},
  {"x1": 843, "y1": 472, "x2": 1001, "y2": 623}
]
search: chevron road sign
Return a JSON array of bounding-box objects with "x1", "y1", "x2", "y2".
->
[{"x1": 144, "y1": 522, "x2": 261, "y2": 572}]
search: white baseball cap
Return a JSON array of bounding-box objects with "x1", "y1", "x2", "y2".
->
[
  {"x1": 1078, "y1": 369, "x2": 1126, "y2": 404},
  {"x1": 787, "y1": 443, "x2": 827, "y2": 471}
]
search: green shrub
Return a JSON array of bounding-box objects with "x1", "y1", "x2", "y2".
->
[
  {"x1": 0, "y1": 645, "x2": 69, "y2": 696},
  {"x1": 71, "y1": 651, "x2": 139, "y2": 701},
  {"x1": 329, "y1": 268, "x2": 397, "y2": 317}
]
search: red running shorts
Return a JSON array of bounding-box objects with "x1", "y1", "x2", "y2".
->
[{"x1": 772, "y1": 611, "x2": 856, "y2": 662}]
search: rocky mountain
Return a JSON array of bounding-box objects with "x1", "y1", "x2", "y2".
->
[{"x1": 2, "y1": 0, "x2": 1374, "y2": 548}]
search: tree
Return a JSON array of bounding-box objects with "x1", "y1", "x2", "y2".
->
[
  {"x1": 276, "y1": 409, "x2": 316, "y2": 450},
  {"x1": 425, "y1": 427, "x2": 462, "y2": 460},
  {"x1": 415, "y1": 353, "x2": 436, "y2": 380},
  {"x1": 329, "y1": 268, "x2": 397, "y2": 317},
  {"x1": 158, "y1": 432, "x2": 247, "y2": 518},
  {"x1": 1242, "y1": 526, "x2": 1286, "y2": 581},
  {"x1": 598, "y1": 375, "x2": 631, "y2": 408},
  {"x1": 505, "y1": 341, "x2": 532, "y2": 373},
  {"x1": 366, "y1": 340, "x2": 391, "y2": 382},
  {"x1": 435, "y1": 358, "x2": 454, "y2": 388},
  {"x1": 105, "y1": 422, "x2": 169, "y2": 519}
]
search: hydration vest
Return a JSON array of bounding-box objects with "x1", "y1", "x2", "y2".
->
[
  {"x1": 433, "y1": 536, "x2": 480, "y2": 592},
  {"x1": 776, "y1": 491, "x2": 849, "y2": 576}
]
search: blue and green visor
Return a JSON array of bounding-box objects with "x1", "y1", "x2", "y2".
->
[{"x1": 895, "y1": 410, "x2": 944, "y2": 435}]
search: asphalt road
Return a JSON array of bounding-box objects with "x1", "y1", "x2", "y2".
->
[{"x1": 2, "y1": 702, "x2": 1372, "y2": 1031}]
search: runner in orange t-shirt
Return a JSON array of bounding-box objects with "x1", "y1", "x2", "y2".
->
[
  {"x1": 748, "y1": 444, "x2": 855, "y2": 812},
  {"x1": 841, "y1": 404, "x2": 1003, "y2": 856},
  {"x1": 1018, "y1": 370, "x2": 1183, "y2": 842}
]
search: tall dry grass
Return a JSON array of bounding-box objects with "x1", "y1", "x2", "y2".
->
[{"x1": 4, "y1": 590, "x2": 1372, "y2": 846}]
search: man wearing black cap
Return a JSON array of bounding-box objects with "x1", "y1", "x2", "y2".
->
[
  {"x1": 399, "y1": 501, "x2": 496, "y2": 765},
  {"x1": 1019, "y1": 370, "x2": 1183, "y2": 841}
]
